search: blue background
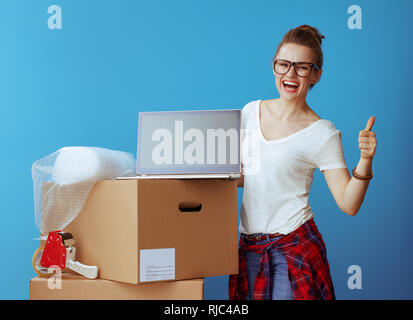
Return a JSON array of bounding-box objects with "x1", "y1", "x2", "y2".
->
[{"x1": 0, "y1": 0, "x2": 411, "y2": 299}]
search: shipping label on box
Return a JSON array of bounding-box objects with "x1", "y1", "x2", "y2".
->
[{"x1": 139, "y1": 248, "x2": 175, "y2": 282}]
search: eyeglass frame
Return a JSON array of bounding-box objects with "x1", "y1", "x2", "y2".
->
[{"x1": 272, "y1": 58, "x2": 320, "y2": 78}]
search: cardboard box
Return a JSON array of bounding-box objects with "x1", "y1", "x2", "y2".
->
[
  {"x1": 63, "y1": 178, "x2": 238, "y2": 284},
  {"x1": 29, "y1": 275, "x2": 204, "y2": 300}
]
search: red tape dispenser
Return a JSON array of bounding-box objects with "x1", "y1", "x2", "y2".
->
[{"x1": 32, "y1": 231, "x2": 98, "y2": 279}]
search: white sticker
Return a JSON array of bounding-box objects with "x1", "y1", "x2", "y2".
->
[{"x1": 139, "y1": 248, "x2": 175, "y2": 282}]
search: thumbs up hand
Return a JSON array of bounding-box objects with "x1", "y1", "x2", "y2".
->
[{"x1": 358, "y1": 116, "x2": 377, "y2": 159}]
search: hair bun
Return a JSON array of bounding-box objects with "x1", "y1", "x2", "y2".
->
[{"x1": 295, "y1": 24, "x2": 325, "y2": 46}]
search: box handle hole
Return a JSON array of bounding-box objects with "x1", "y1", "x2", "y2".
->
[{"x1": 178, "y1": 201, "x2": 202, "y2": 213}]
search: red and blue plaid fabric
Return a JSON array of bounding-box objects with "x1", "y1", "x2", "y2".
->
[{"x1": 229, "y1": 218, "x2": 336, "y2": 300}]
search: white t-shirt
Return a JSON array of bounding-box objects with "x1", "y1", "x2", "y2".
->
[{"x1": 239, "y1": 99, "x2": 347, "y2": 235}]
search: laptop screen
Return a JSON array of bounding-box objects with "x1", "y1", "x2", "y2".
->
[{"x1": 136, "y1": 109, "x2": 241, "y2": 175}]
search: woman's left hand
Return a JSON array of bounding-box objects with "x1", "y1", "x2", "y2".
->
[{"x1": 358, "y1": 116, "x2": 377, "y2": 160}]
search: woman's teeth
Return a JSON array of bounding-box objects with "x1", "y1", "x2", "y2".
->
[
  {"x1": 283, "y1": 81, "x2": 299, "y2": 91},
  {"x1": 283, "y1": 81, "x2": 299, "y2": 88}
]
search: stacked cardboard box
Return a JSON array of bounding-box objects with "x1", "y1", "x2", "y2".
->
[
  {"x1": 30, "y1": 178, "x2": 238, "y2": 300},
  {"x1": 29, "y1": 274, "x2": 204, "y2": 300}
]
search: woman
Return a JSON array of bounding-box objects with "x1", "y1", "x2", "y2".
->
[{"x1": 229, "y1": 25, "x2": 377, "y2": 300}]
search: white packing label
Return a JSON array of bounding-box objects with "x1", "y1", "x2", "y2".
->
[{"x1": 139, "y1": 248, "x2": 175, "y2": 282}]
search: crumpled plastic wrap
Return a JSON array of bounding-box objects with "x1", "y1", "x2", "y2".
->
[{"x1": 32, "y1": 146, "x2": 135, "y2": 233}]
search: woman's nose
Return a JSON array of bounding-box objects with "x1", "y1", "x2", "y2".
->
[{"x1": 286, "y1": 65, "x2": 297, "y2": 78}]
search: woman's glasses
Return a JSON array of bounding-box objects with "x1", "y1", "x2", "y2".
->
[{"x1": 273, "y1": 59, "x2": 320, "y2": 78}]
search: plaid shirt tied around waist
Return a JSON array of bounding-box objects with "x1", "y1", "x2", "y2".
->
[{"x1": 229, "y1": 218, "x2": 336, "y2": 300}]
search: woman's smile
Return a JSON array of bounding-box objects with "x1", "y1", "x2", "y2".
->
[{"x1": 282, "y1": 79, "x2": 300, "y2": 93}]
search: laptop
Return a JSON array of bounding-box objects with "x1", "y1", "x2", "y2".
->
[{"x1": 117, "y1": 109, "x2": 241, "y2": 180}]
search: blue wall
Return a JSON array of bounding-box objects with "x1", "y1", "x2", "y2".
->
[{"x1": 0, "y1": 0, "x2": 411, "y2": 299}]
